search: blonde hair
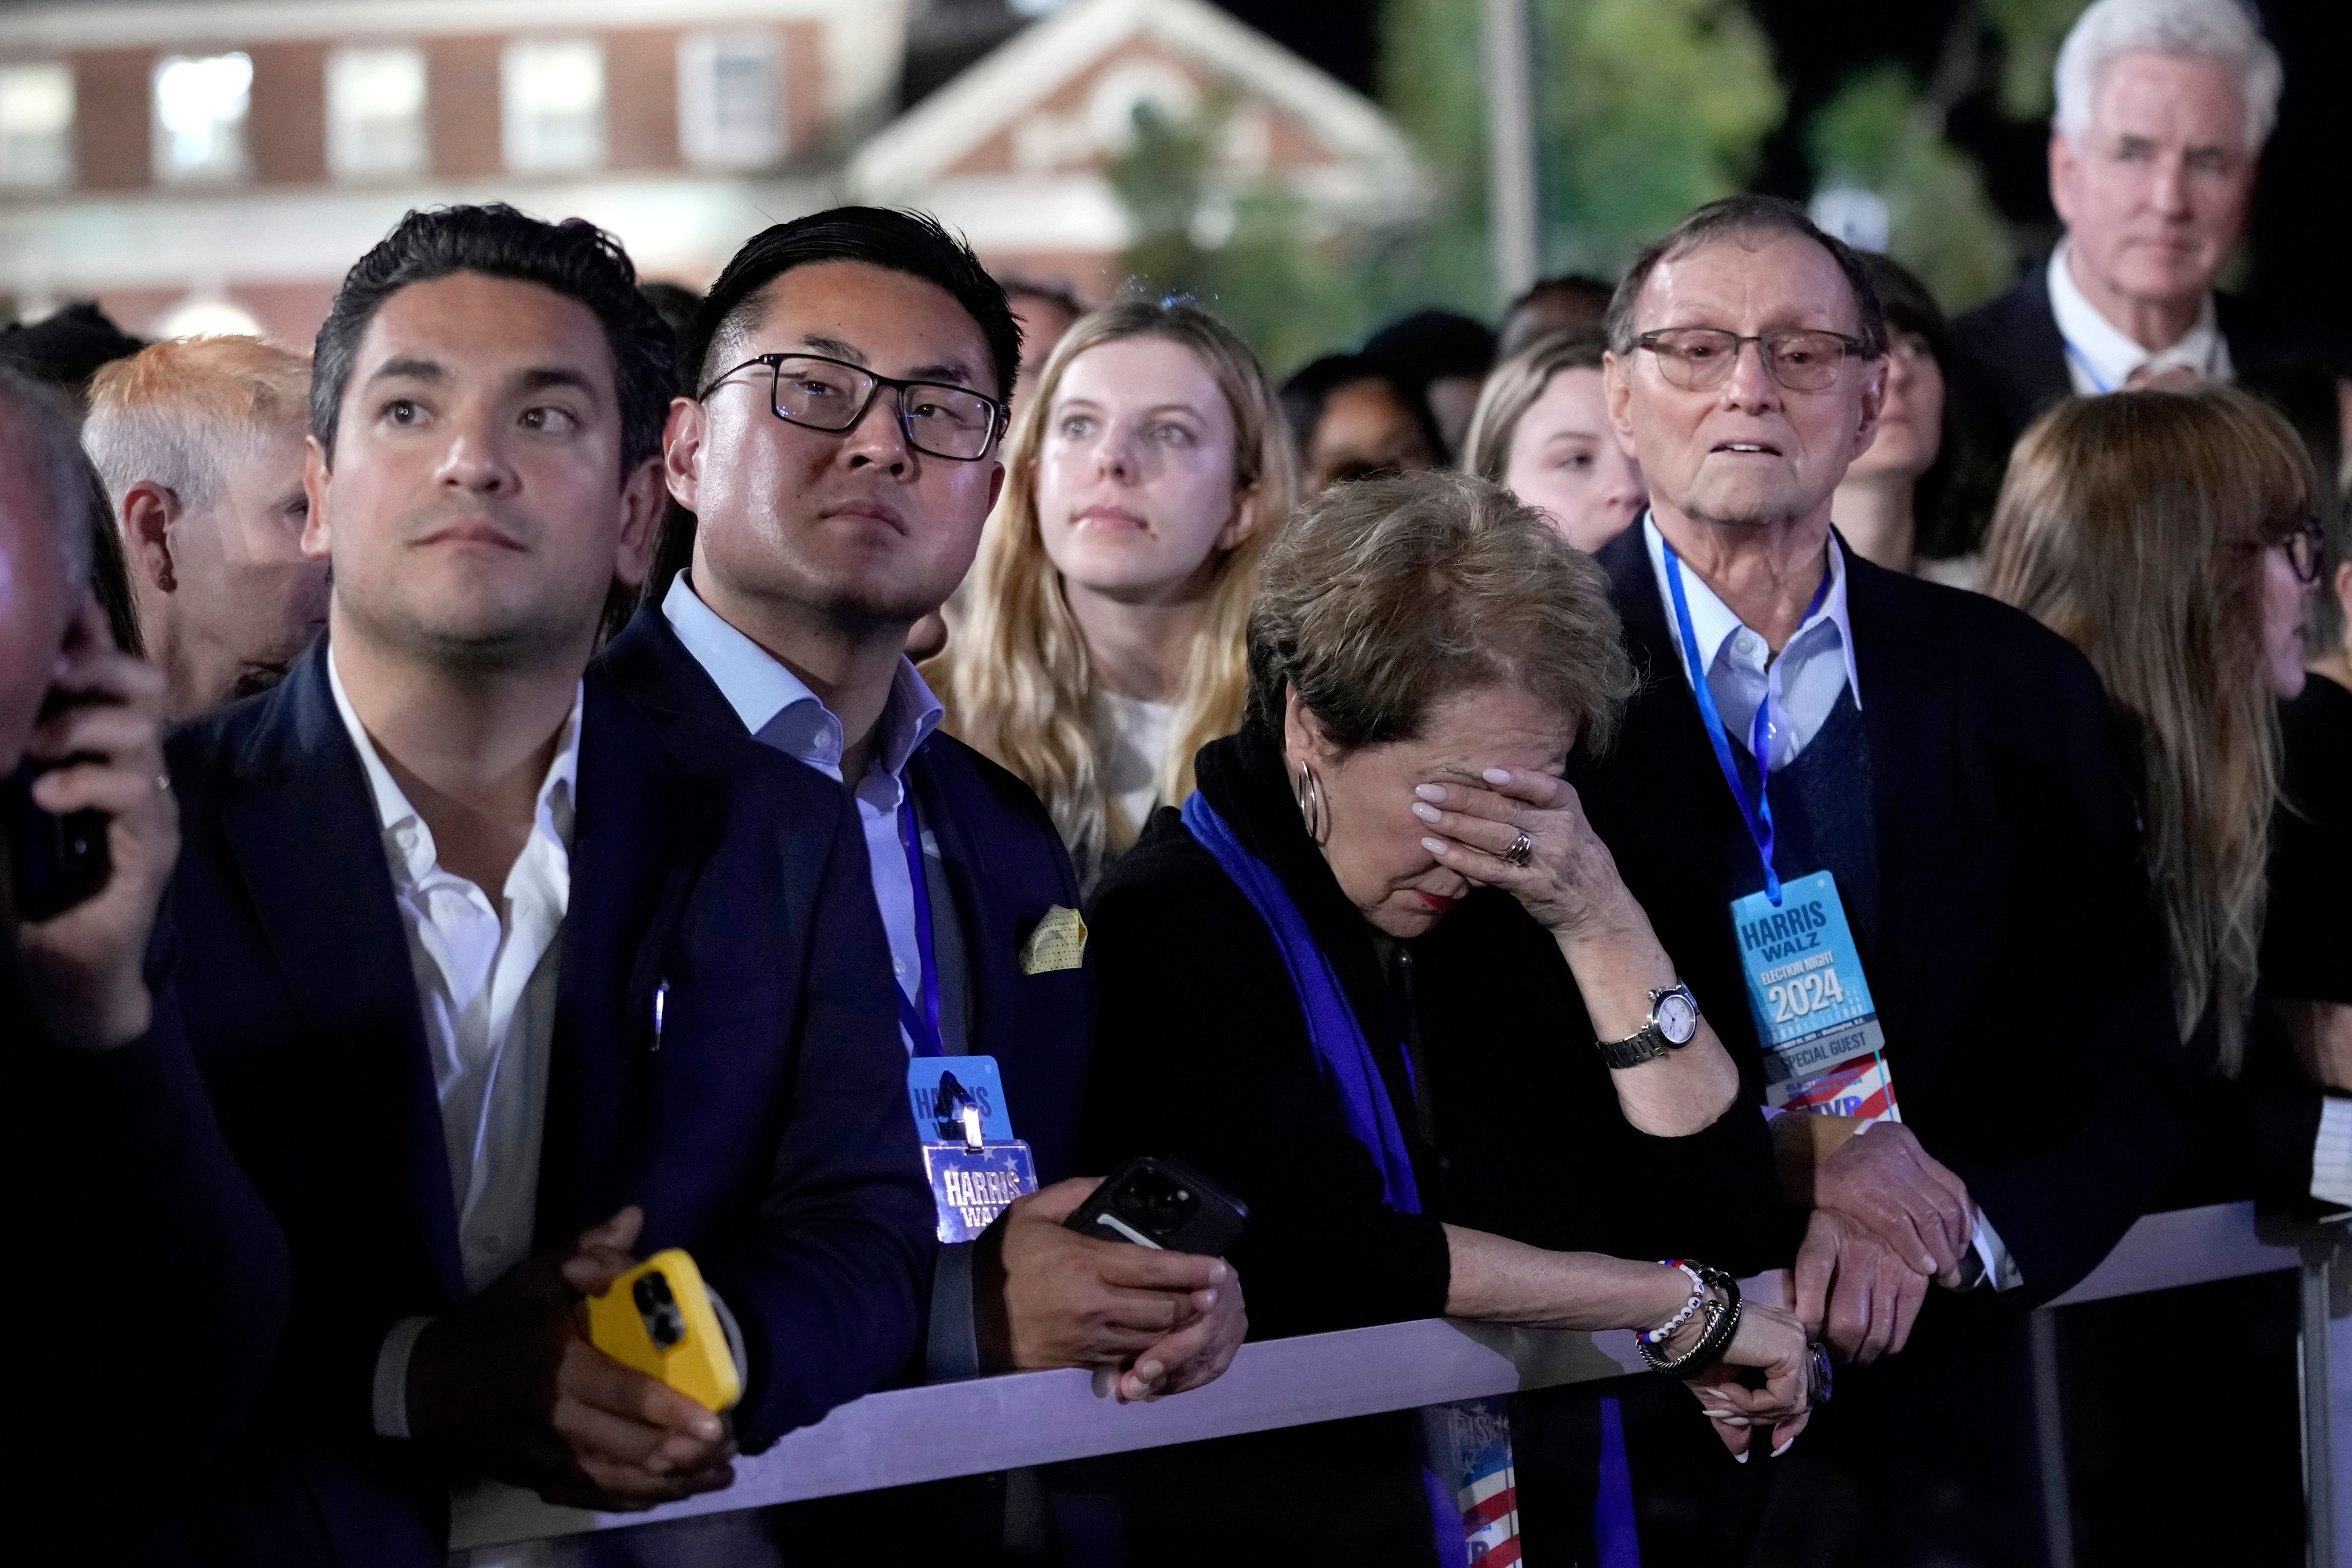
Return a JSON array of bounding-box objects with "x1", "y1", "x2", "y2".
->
[
  {"x1": 1984, "y1": 388, "x2": 2313, "y2": 1073},
  {"x1": 1460, "y1": 330, "x2": 1607, "y2": 485},
  {"x1": 82, "y1": 336, "x2": 310, "y2": 519},
  {"x1": 932, "y1": 301, "x2": 1298, "y2": 876}
]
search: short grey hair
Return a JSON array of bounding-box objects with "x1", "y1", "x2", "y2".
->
[
  {"x1": 2054, "y1": 0, "x2": 2283, "y2": 153},
  {"x1": 0, "y1": 364, "x2": 96, "y2": 592},
  {"x1": 81, "y1": 334, "x2": 311, "y2": 518}
]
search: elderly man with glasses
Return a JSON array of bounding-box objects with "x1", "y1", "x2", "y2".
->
[{"x1": 1566, "y1": 195, "x2": 2185, "y2": 1567}]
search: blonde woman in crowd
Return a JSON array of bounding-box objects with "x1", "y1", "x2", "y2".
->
[
  {"x1": 932, "y1": 300, "x2": 1297, "y2": 880},
  {"x1": 1460, "y1": 330, "x2": 1646, "y2": 554},
  {"x1": 1983, "y1": 382, "x2": 2329, "y2": 1564}
]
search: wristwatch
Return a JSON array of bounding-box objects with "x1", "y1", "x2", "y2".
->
[{"x1": 1597, "y1": 982, "x2": 1700, "y2": 1069}]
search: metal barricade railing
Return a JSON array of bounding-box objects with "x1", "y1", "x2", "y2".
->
[{"x1": 449, "y1": 1201, "x2": 2351, "y2": 1558}]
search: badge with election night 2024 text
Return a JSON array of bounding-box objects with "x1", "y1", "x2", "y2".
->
[{"x1": 1732, "y1": 869, "x2": 1901, "y2": 1123}]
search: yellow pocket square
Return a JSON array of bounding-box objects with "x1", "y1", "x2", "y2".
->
[{"x1": 1019, "y1": 906, "x2": 1088, "y2": 975}]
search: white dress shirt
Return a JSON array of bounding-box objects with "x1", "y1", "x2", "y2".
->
[
  {"x1": 662, "y1": 572, "x2": 944, "y2": 1047},
  {"x1": 2048, "y1": 241, "x2": 2233, "y2": 396},
  {"x1": 328, "y1": 652, "x2": 580, "y2": 1437},
  {"x1": 1643, "y1": 515, "x2": 2019, "y2": 1291}
]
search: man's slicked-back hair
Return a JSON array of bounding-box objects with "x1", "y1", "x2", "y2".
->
[
  {"x1": 310, "y1": 203, "x2": 677, "y2": 480},
  {"x1": 689, "y1": 206, "x2": 1020, "y2": 405},
  {"x1": 1605, "y1": 195, "x2": 1888, "y2": 361}
]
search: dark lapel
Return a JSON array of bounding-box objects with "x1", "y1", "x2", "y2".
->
[
  {"x1": 536, "y1": 676, "x2": 712, "y2": 1242},
  {"x1": 596, "y1": 600, "x2": 748, "y2": 736},
  {"x1": 1841, "y1": 546, "x2": 1960, "y2": 1045},
  {"x1": 217, "y1": 640, "x2": 466, "y2": 1303},
  {"x1": 1590, "y1": 526, "x2": 1755, "y2": 877}
]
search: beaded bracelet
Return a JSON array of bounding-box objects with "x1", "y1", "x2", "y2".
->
[
  {"x1": 1638, "y1": 1261, "x2": 1708, "y2": 1348},
  {"x1": 1634, "y1": 1262, "x2": 1743, "y2": 1377}
]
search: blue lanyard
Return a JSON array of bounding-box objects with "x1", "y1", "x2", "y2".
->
[
  {"x1": 2061, "y1": 338, "x2": 2114, "y2": 395},
  {"x1": 1661, "y1": 538, "x2": 1833, "y2": 908},
  {"x1": 895, "y1": 797, "x2": 945, "y2": 1057}
]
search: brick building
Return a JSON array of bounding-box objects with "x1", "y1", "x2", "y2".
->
[{"x1": 0, "y1": 0, "x2": 1419, "y2": 347}]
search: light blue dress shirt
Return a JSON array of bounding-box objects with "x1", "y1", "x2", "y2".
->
[{"x1": 662, "y1": 572, "x2": 944, "y2": 1051}]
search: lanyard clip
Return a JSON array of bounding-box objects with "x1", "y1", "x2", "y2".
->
[{"x1": 931, "y1": 1069, "x2": 985, "y2": 1149}]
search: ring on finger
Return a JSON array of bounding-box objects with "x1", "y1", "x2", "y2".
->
[{"x1": 1502, "y1": 828, "x2": 1534, "y2": 868}]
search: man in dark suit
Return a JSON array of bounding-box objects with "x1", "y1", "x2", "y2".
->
[
  {"x1": 1580, "y1": 195, "x2": 2185, "y2": 1566},
  {"x1": 2, "y1": 368, "x2": 296, "y2": 1567},
  {"x1": 597, "y1": 208, "x2": 1243, "y2": 1553},
  {"x1": 145, "y1": 205, "x2": 935, "y2": 1566},
  {"x1": 1951, "y1": 0, "x2": 2290, "y2": 455}
]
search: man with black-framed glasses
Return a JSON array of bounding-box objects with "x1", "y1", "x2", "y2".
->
[
  {"x1": 598, "y1": 206, "x2": 1245, "y2": 1558},
  {"x1": 1565, "y1": 195, "x2": 2185, "y2": 1567}
]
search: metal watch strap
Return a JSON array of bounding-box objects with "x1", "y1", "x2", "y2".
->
[
  {"x1": 1598, "y1": 1025, "x2": 1672, "y2": 1070},
  {"x1": 1597, "y1": 982, "x2": 1697, "y2": 1069}
]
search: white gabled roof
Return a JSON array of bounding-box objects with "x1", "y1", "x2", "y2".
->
[{"x1": 847, "y1": 0, "x2": 1417, "y2": 202}]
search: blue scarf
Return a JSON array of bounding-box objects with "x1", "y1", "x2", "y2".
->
[
  {"x1": 1181, "y1": 791, "x2": 1421, "y2": 1212},
  {"x1": 1182, "y1": 785, "x2": 1642, "y2": 1568}
]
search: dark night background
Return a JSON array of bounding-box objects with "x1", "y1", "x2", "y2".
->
[{"x1": 1210, "y1": 0, "x2": 2350, "y2": 348}]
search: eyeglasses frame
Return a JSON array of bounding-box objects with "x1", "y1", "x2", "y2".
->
[
  {"x1": 696, "y1": 350, "x2": 1009, "y2": 462},
  {"x1": 1632, "y1": 327, "x2": 1877, "y2": 393},
  {"x1": 2284, "y1": 513, "x2": 2328, "y2": 586}
]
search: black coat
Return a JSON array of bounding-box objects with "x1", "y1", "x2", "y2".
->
[
  {"x1": 1080, "y1": 720, "x2": 1781, "y2": 1567},
  {"x1": 1569, "y1": 526, "x2": 2188, "y2": 1303},
  {"x1": 1950, "y1": 271, "x2": 2298, "y2": 456},
  {"x1": 597, "y1": 602, "x2": 1096, "y2": 1186},
  {"x1": 140, "y1": 639, "x2": 935, "y2": 1567},
  {"x1": 1082, "y1": 720, "x2": 1782, "y2": 1340}
]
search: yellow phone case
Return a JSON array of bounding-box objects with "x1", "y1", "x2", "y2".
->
[{"x1": 586, "y1": 1248, "x2": 743, "y2": 1413}]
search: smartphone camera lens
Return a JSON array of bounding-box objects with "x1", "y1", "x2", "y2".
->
[
  {"x1": 633, "y1": 1272, "x2": 685, "y2": 1349},
  {"x1": 1117, "y1": 1167, "x2": 1199, "y2": 1235}
]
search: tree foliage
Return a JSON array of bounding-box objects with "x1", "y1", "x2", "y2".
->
[
  {"x1": 1107, "y1": 94, "x2": 1400, "y2": 374},
  {"x1": 1809, "y1": 64, "x2": 2016, "y2": 311}
]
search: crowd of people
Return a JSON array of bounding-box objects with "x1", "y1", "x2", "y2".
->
[{"x1": 4, "y1": 0, "x2": 2346, "y2": 1564}]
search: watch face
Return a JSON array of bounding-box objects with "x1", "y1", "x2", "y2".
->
[{"x1": 1657, "y1": 990, "x2": 1699, "y2": 1045}]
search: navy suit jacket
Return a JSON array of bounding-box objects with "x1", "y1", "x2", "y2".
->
[
  {"x1": 146, "y1": 639, "x2": 933, "y2": 1565},
  {"x1": 1951, "y1": 270, "x2": 2299, "y2": 455},
  {"x1": 1569, "y1": 527, "x2": 2189, "y2": 1303},
  {"x1": 597, "y1": 601, "x2": 1096, "y2": 1186}
]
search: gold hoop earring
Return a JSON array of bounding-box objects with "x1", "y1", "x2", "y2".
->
[{"x1": 1294, "y1": 760, "x2": 1329, "y2": 845}]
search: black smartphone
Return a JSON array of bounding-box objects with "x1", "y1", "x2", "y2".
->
[
  {"x1": 4, "y1": 760, "x2": 110, "y2": 922},
  {"x1": 1067, "y1": 1155, "x2": 1248, "y2": 1256}
]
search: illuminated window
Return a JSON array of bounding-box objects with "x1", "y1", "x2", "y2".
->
[
  {"x1": 0, "y1": 63, "x2": 74, "y2": 188},
  {"x1": 503, "y1": 39, "x2": 604, "y2": 173},
  {"x1": 679, "y1": 31, "x2": 781, "y2": 168},
  {"x1": 328, "y1": 46, "x2": 427, "y2": 179},
  {"x1": 153, "y1": 52, "x2": 252, "y2": 183}
]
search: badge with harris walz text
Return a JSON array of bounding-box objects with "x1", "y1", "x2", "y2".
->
[{"x1": 1663, "y1": 538, "x2": 1901, "y2": 1124}]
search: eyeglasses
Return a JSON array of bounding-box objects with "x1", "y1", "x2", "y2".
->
[
  {"x1": 1634, "y1": 328, "x2": 1871, "y2": 393},
  {"x1": 2283, "y1": 513, "x2": 2327, "y2": 586},
  {"x1": 698, "y1": 352, "x2": 1008, "y2": 462}
]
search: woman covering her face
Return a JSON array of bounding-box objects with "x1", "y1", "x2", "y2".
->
[
  {"x1": 1461, "y1": 330, "x2": 1647, "y2": 554},
  {"x1": 931, "y1": 301, "x2": 1297, "y2": 883},
  {"x1": 1081, "y1": 471, "x2": 1812, "y2": 1563}
]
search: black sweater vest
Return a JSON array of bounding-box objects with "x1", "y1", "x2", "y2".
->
[{"x1": 1722, "y1": 684, "x2": 1880, "y2": 951}]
